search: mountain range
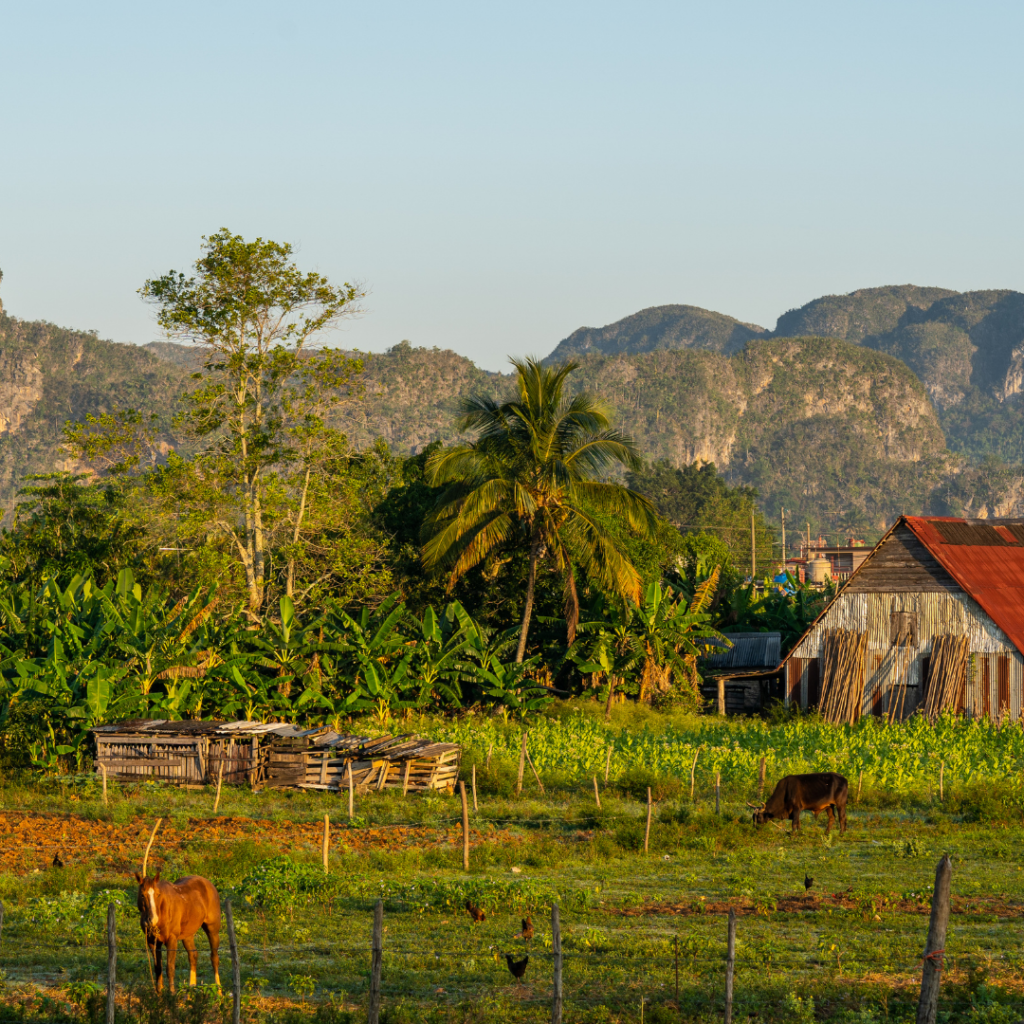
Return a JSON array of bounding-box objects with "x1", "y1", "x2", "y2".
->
[{"x1": 2, "y1": 284, "x2": 1024, "y2": 540}]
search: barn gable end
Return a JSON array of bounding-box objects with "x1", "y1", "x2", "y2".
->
[{"x1": 844, "y1": 524, "x2": 958, "y2": 594}]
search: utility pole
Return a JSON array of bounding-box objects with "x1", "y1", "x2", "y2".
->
[
  {"x1": 781, "y1": 508, "x2": 786, "y2": 570},
  {"x1": 806, "y1": 522, "x2": 811, "y2": 557},
  {"x1": 750, "y1": 513, "x2": 756, "y2": 579}
]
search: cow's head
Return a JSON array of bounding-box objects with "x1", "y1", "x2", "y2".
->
[
  {"x1": 748, "y1": 802, "x2": 768, "y2": 827},
  {"x1": 135, "y1": 870, "x2": 162, "y2": 936}
]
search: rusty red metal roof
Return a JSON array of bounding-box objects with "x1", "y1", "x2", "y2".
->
[{"x1": 905, "y1": 515, "x2": 1024, "y2": 656}]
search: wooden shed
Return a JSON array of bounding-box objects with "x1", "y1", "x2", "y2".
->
[
  {"x1": 91, "y1": 720, "x2": 279, "y2": 786},
  {"x1": 782, "y1": 515, "x2": 1024, "y2": 722},
  {"x1": 699, "y1": 632, "x2": 783, "y2": 714},
  {"x1": 92, "y1": 720, "x2": 461, "y2": 795}
]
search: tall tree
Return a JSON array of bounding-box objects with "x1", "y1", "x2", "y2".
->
[
  {"x1": 421, "y1": 358, "x2": 657, "y2": 661},
  {"x1": 138, "y1": 229, "x2": 365, "y2": 612}
]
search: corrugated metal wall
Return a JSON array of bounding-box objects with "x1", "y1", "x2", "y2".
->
[{"x1": 787, "y1": 590, "x2": 1024, "y2": 721}]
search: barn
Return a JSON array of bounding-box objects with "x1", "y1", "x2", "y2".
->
[{"x1": 783, "y1": 515, "x2": 1024, "y2": 722}]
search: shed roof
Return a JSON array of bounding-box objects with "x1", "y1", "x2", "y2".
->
[
  {"x1": 903, "y1": 516, "x2": 1024, "y2": 656},
  {"x1": 702, "y1": 632, "x2": 781, "y2": 670}
]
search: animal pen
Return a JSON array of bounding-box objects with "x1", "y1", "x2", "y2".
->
[{"x1": 91, "y1": 720, "x2": 462, "y2": 795}]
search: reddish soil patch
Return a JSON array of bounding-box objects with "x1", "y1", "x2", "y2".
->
[{"x1": 0, "y1": 812, "x2": 516, "y2": 874}]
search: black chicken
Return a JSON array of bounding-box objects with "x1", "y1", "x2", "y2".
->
[
  {"x1": 804, "y1": 874, "x2": 814, "y2": 892},
  {"x1": 52, "y1": 852, "x2": 64, "y2": 869},
  {"x1": 505, "y1": 953, "x2": 529, "y2": 984}
]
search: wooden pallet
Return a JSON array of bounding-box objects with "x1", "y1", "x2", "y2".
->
[{"x1": 273, "y1": 733, "x2": 462, "y2": 795}]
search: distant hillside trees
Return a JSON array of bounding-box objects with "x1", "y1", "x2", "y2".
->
[{"x1": 627, "y1": 460, "x2": 776, "y2": 569}]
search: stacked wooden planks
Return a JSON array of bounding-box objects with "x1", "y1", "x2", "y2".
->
[
  {"x1": 923, "y1": 634, "x2": 970, "y2": 723},
  {"x1": 270, "y1": 733, "x2": 462, "y2": 795},
  {"x1": 818, "y1": 629, "x2": 869, "y2": 724}
]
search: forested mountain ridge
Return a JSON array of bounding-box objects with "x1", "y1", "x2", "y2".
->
[
  {"x1": 0, "y1": 314, "x2": 189, "y2": 512},
  {"x1": 556, "y1": 286, "x2": 1024, "y2": 463},
  {"x1": 546, "y1": 304, "x2": 768, "y2": 361},
  {"x1": 4, "y1": 278, "x2": 1024, "y2": 538}
]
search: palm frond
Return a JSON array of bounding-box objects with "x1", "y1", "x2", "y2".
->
[{"x1": 688, "y1": 566, "x2": 721, "y2": 614}]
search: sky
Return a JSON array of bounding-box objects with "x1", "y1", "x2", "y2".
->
[{"x1": 2, "y1": 1, "x2": 1022, "y2": 371}]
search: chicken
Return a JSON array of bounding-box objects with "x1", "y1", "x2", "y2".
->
[
  {"x1": 52, "y1": 852, "x2": 64, "y2": 869},
  {"x1": 465, "y1": 899, "x2": 486, "y2": 924},
  {"x1": 505, "y1": 953, "x2": 529, "y2": 984},
  {"x1": 514, "y1": 916, "x2": 533, "y2": 941},
  {"x1": 804, "y1": 874, "x2": 814, "y2": 892}
]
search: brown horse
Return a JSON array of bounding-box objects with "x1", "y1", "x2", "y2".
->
[{"x1": 135, "y1": 870, "x2": 221, "y2": 992}]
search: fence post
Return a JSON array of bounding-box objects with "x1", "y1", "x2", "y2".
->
[
  {"x1": 213, "y1": 757, "x2": 224, "y2": 814},
  {"x1": 225, "y1": 899, "x2": 241, "y2": 1024},
  {"x1": 100, "y1": 763, "x2": 108, "y2": 807},
  {"x1": 605, "y1": 744, "x2": 612, "y2": 783},
  {"x1": 715, "y1": 772, "x2": 721, "y2": 816},
  {"x1": 644, "y1": 787, "x2": 653, "y2": 855},
  {"x1": 347, "y1": 762, "x2": 354, "y2": 820},
  {"x1": 757, "y1": 757, "x2": 766, "y2": 800},
  {"x1": 322, "y1": 814, "x2": 330, "y2": 874},
  {"x1": 471, "y1": 764, "x2": 478, "y2": 812},
  {"x1": 674, "y1": 934, "x2": 679, "y2": 1005},
  {"x1": 724, "y1": 908, "x2": 736, "y2": 1024},
  {"x1": 917, "y1": 855, "x2": 952, "y2": 1024},
  {"x1": 516, "y1": 732, "x2": 528, "y2": 797},
  {"x1": 939, "y1": 761, "x2": 945, "y2": 802},
  {"x1": 717, "y1": 678, "x2": 726, "y2": 715},
  {"x1": 0, "y1": 899, "x2": 5, "y2": 947},
  {"x1": 593, "y1": 776, "x2": 601, "y2": 810},
  {"x1": 857, "y1": 770, "x2": 864, "y2": 804},
  {"x1": 459, "y1": 781, "x2": 470, "y2": 871},
  {"x1": 551, "y1": 902, "x2": 563, "y2": 1024},
  {"x1": 690, "y1": 749, "x2": 700, "y2": 802},
  {"x1": 369, "y1": 899, "x2": 384, "y2": 1024},
  {"x1": 106, "y1": 903, "x2": 116, "y2": 1024}
]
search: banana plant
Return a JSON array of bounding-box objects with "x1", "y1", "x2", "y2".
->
[{"x1": 322, "y1": 593, "x2": 415, "y2": 712}]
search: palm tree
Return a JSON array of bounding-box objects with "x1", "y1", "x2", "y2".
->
[{"x1": 421, "y1": 358, "x2": 657, "y2": 662}]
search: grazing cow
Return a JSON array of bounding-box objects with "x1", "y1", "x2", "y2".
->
[
  {"x1": 136, "y1": 870, "x2": 221, "y2": 992},
  {"x1": 751, "y1": 772, "x2": 848, "y2": 833}
]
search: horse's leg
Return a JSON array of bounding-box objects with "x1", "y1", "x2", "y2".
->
[
  {"x1": 202, "y1": 920, "x2": 221, "y2": 988},
  {"x1": 182, "y1": 936, "x2": 198, "y2": 987},
  {"x1": 166, "y1": 937, "x2": 178, "y2": 994},
  {"x1": 840, "y1": 802, "x2": 848, "y2": 833},
  {"x1": 154, "y1": 940, "x2": 164, "y2": 992}
]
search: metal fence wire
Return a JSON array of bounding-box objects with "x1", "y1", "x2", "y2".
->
[{"x1": 0, "y1": 858, "x2": 984, "y2": 1024}]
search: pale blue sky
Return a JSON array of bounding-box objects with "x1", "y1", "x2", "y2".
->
[{"x1": 2, "y1": 1, "x2": 1022, "y2": 370}]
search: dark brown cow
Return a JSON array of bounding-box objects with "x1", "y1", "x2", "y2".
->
[
  {"x1": 135, "y1": 870, "x2": 221, "y2": 992},
  {"x1": 752, "y1": 772, "x2": 848, "y2": 833}
]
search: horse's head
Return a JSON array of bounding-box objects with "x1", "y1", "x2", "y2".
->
[{"x1": 135, "y1": 870, "x2": 162, "y2": 935}]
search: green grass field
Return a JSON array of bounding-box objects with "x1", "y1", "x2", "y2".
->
[{"x1": 0, "y1": 702, "x2": 1022, "y2": 1023}]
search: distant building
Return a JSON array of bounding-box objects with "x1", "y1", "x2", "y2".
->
[
  {"x1": 783, "y1": 516, "x2": 1024, "y2": 721},
  {"x1": 783, "y1": 536, "x2": 872, "y2": 584}
]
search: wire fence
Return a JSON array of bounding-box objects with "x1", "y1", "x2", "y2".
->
[{"x1": 0, "y1": 857, "x2": 1008, "y2": 1024}]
